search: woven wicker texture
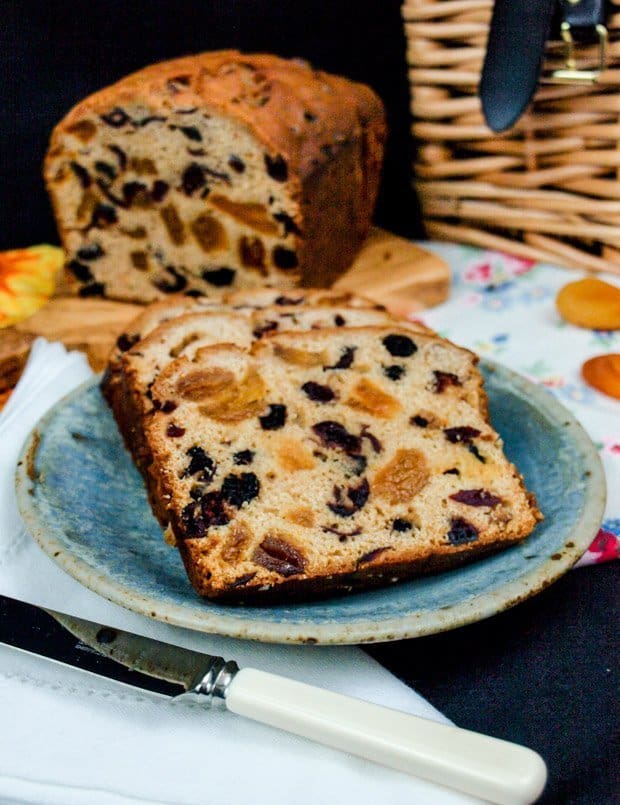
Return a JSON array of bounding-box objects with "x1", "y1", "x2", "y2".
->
[{"x1": 403, "y1": 0, "x2": 620, "y2": 274}]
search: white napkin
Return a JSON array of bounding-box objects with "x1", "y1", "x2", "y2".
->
[{"x1": 0, "y1": 339, "x2": 478, "y2": 805}]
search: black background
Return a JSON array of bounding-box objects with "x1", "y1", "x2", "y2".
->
[{"x1": 1, "y1": 3, "x2": 617, "y2": 803}]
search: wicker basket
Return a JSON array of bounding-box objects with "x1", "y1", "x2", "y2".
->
[{"x1": 403, "y1": 0, "x2": 620, "y2": 274}]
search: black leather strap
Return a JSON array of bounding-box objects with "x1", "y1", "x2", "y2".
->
[{"x1": 480, "y1": 0, "x2": 557, "y2": 132}]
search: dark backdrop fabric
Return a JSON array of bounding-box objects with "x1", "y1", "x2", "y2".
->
[
  {"x1": 0, "y1": 0, "x2": 421, "y2": 250},
  {"x1": 1, "y1": 4, "x2": 618, "y2": 804}
]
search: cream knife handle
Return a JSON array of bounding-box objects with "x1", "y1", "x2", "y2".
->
[{"x1": 225, "y1": 668, "x2": 547, "y2": 805}]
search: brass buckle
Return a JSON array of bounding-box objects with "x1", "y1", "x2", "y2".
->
[{"x1": 548, "y1": 21, "x2": 608, "y2": 83}]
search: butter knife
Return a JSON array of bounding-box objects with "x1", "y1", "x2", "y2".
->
[{"x1": 0, "y1": 596, "x2": 546, "y2": 805}]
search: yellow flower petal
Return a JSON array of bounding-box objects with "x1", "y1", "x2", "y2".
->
[{"x1": 0, "y1": 245, "x2": 62, "y2": 328}]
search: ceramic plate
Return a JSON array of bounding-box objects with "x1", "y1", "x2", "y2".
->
[{"x1": 15, "y1": 361, "x2": 605, "y2": 644}]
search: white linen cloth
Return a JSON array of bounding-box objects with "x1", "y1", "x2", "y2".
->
[{"x1": 0, "y1": 339, "x2": 477, "y2": 805}]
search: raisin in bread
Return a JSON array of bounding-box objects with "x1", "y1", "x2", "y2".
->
[
  {"x1": 45, "y1": 51, "x2": 386, "y2": 302},
  {"x1": 144, "y1": 327, "x2": 540, "y2": 600}
]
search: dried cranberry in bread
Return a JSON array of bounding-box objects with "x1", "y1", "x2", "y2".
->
[
  {"x1": 145, "y1": 327, "x2": 540, "y2": 600},
  {"x1": 45, "y1": 51, "x2": 386, "y2": 302}
]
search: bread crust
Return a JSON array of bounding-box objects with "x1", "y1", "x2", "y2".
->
[{"x1": 178, "y1": 533, "x2": 524, "y2": 603}]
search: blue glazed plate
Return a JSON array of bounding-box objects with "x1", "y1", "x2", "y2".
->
[{"x1": 15, "y1": 362, "x2": 606, "y2": 645}]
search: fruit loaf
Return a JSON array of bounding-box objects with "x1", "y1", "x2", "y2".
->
[
  {"x1": 144, "y1": 326, "x2": 540, "y2": 600},
  {"x1": 45, "y1": 51, "x2": 386, "y2": 302}
]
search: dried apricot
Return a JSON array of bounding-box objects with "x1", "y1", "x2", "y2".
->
[
  {"x1": 176, "y1": 368, "x2": 235, "y2": 400},
  {"x1": 221, "y1": 522, "x2": 252, "y2": 562},
  {"x1": 582, "y1": 354, "x2": 620, "y2": 400},
  {"x1": 346, "y1": 378, "x2": 401, "y2": 418},
  {"x1": 285, "y1": 507, "x2": 315, "y2": 527},
  {"x1": 160, "y1": 204, "x2": 185, "y2": 245},
  {"x1": 273, "y1": 343, "x2": 327, "y2": 367},
  {"x1": 209, "y1": 195, "x2": 278, "y2": 235},
  {"x1": 372, "y1": 449, "x2": 429, "y2": 504},
  {"x1": 556, "y1": 278, "x2": 620, "y2": 330},
  {"x1": 191, "y1": 214, "x2": 228, "y2": 252},
  {"x1": 206, "y1": 373, "x2": 266, "y2": 422},
  {"x1": 276, "y1": 437, "x2": 316, "y2": 472}
]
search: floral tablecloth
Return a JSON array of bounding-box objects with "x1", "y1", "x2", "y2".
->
[{"x1": 415, "y1": 243, "x2": 619, "y2": 567}]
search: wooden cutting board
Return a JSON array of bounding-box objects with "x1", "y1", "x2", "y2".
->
[{"x1": 1, "y1": 228, "x2": 449, "y2": 388}]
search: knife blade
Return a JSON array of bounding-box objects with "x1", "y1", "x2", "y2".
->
[{"x1": 0, "y1": 595, "x2": 547, "y2": 805}]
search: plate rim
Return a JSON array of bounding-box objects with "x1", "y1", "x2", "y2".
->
[{"x1": 15, "y1": 361, "x2": 607, "y2": 645}]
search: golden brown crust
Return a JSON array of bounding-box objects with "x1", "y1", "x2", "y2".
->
[
  {"x1": 47, "y1": 51, "x2": 385, "y2": 185},
  {"x1": 178, "y1": 535, "x2": 524, "y2": 603}
]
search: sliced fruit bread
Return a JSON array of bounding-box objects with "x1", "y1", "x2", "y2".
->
[{"x1": 144, "y1": 326, "x2": 541, "y2": 600}]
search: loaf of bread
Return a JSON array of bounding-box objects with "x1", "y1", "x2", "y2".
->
[
  {"x1": 45, "y1": 51, "x2": 386, "y2": 302},
  {"x1": 143, "y1": 326, "x2": 540, "y2": 600}
]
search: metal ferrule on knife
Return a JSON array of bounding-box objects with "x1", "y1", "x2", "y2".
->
[{"x1": 175, "y1": 655, "x2": 240, "y2": 707}]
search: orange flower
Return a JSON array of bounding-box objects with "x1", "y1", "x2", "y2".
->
[{"x1": 0, "y1": 245, "x2": 62, "y2": 328}]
